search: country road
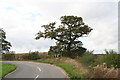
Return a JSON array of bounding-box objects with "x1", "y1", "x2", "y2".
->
[{"x1": 1, "y1": 61, "x2": 69, "y2": 80}]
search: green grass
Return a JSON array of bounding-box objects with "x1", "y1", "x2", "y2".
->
[
  {"x1": 55, "y1": 62, "x2": 83, "y2": 78},
  {"x1": 34, "y1": 60, "x2": 84, "y2": 78},
  {"x1": 0, "y1": 62, "x2": 17, "y2": 78}
]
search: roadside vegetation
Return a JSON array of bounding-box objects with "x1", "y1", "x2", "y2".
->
[
  {"x1": 2, "y1": 50, "x2": 119, "y2": 79},
  {"x1": 0, "y1": 62, "x2": 17, "y2": 78},
  {"x1": 79, "y1": 50, "x2": 120, "y2": 78}
]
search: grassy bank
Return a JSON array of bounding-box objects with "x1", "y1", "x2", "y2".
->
[
  {"x1": 34, "y1": 57, "x2": 88, "y2": 78},
  {"x1": 0, "y1": 62, "x2": 17, "y2": 78},
  {"x1": 55, "y1": 62, "x2": 83, "y2": 78}
]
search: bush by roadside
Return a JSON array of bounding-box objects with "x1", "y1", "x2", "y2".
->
[
  {"x1": 80, "y1": 50, "x2": 96, "y2": 66},
  {"x1": 93, "y1": 50, "x2": 120, "y2": 68},
  {"x1": 2, "y1": 54, "x2": 15, "y2": 60},
  {"x1": 80, "y1": 50, "x2": 120, "y2": 68},
  {"x1": 22, "y1": 51, "x2": 40, "y2": 60},
  {"x1": 2, "y1": 52, "x2": 49, "y2": 61},
  {"x1": 79, "y1": 50, "x2": 120, "y2": 78}
]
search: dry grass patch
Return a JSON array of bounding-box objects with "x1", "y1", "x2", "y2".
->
[{"x1": 93, "y1": 63, "x2": 119, "y2": 78}]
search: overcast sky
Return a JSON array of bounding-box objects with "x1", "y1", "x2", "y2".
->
[{"x1": 0, "y1": 0, "x2": 119, "y2": 53}]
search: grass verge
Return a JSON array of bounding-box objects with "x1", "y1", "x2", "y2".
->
[
  {"x1": 55, "y1": 62, "x2": 83, "y2": 78},
  {"x1": 0, "y1": 62, "x2": 17, "y2": 78},
  {"x1": 34, "y1": 58, "x2": 86, "y2": 78}
]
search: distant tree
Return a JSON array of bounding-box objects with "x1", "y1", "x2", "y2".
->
[
  {"x1": 0, "y1": 28, "x2": 12, "y2": 54},
  {"x1": 35, "y1": 15, "x2": 93, "y2": 58}
]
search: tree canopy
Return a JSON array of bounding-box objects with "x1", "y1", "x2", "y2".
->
[
  {"x1": 35, "y1": 15, "x2": 93, "y2": 58},
  {"x1": 0, "y1": 28, "x2": 12, "y2": 54}
]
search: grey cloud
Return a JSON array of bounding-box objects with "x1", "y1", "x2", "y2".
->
[{"x1": 0, "y1": 0, "x2": 118, "y2": 53}]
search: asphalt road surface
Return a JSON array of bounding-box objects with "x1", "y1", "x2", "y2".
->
[{"x1": 1, "y1": 61, "x2": 69, "y2": 80}]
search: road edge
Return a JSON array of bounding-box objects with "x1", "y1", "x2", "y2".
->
[
  {"x1": 1, "y1": 61, "x2": 70, "y2": 79},
  {"x1": 1, "y1": 62, "x2": 18, "y2": 79},
  {"x1": 29, "y1": 61, "x2": 70, "y2": 78}
]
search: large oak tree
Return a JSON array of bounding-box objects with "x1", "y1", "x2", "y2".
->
[{"x1": 35, "y1": 16, "x2": 93, "y2": 58}]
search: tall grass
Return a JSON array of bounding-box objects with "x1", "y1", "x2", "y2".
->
[{"x1": 92, "y1": 63, "x2": 119, "y2": 78}]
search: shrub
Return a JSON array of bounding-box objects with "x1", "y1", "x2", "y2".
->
[
  {"x1": 39, "y1": 53, "x2": 50, "y2": 59},
  {"x1": 2, "y1": 54, "x2": 15, "y2": 60},
  {"x1": 14, "y1": 54, "x2": 23, "y2": 60},
  {"x1": 22, "y1": 52, "x2": 40, "y2": 60},
  {"x1": 80, "y1": 50, "x2": 96, "y2": 66},
  {"x1": 94, "y1": 50, "x2": 120, "y2": 68},
  {"x1": 22, "y1": 54, "x2": 29, "y2": 60}
]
